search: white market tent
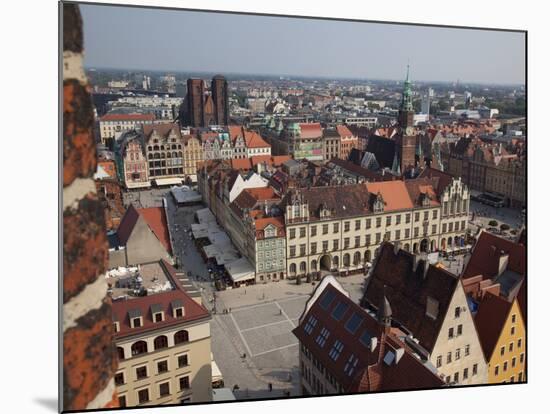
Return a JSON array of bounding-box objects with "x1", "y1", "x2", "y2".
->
[
  {"x1": 171, "y1": 186, "x2": 202, "y2": 204},
  {"x1": 155, "y1": 177, "x2": 183, "y2": 186},
  {"x1": 196, "y1": 208, "x2": 217, "y2": 225},
  {"x1": 191, "y1": 223, "x2": 209, "y2": 239},
  {"x1": 225, "y1": 257, "x2": 255, "y2": 283}
]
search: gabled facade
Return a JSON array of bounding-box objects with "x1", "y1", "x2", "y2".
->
[{"x1": 362, "y1": 242, "x2": 488, "y2": 386}]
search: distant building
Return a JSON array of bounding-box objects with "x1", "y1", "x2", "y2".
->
[
  {"x1": 99, "y1": 113, "x2": 155, "y2": 145},
  {"x1": 111, "y1": 260, "x2": 212, "y2": 407},
  {"x1": 181, "y1": 76, "x2": 229, "y2": 127},
  {"x1": 293, "y1": 276, "x2": 444, "y2": 395}
]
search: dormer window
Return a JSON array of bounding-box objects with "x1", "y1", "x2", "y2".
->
[
  {"x1": 128, "y1": 309, "x2": 143, "y2": 328},
  {"x1": 171, "y1": 299, "x2": 185, "y2": 318},
  {"x1": 151, "y1": 304, "x2": 164, "y2": 323},
  {"x1": 421, "y1": 193, "x2": 431, "y2": 207},
  {"x1": 113, "y1": 321, "x2": 120, "y2": 333},
  {"x1": 373, "y1": 192, "x2": 385, "y2": 213},
  {"x1": 293, "y1": 203, "x2": 300, "y2": 218}
]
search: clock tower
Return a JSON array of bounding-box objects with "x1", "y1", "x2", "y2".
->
[{"x1": 397, "y1": 64, "x2": 417, "y2": 175}]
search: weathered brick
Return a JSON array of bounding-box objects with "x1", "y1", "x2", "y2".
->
[
  {"x1": 63, "y1": 3, "x2": 83, "y2": 53},
  {"x1": 63, "y1": 194, "x2": 108, "y2": 303},
  {"x1": 63, "y1": 300, "x2": 117, "y2": 410},
  {"x1": 63, "y1": 79, "x2": 96, "y2": 186}
]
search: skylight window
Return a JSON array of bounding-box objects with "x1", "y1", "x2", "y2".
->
[
  {"x1": 359, "y1": 330, "x2": 373, "y2": 347},
  {"x1": 304, "y1": 315, "x2": 318, "y2": 335},
  {"x1": 315, "y1": 327, "x2": 330, "y2": 348},
  {"x1": 344, "y1": 354, "x2": 359, "y2": 376},
  {"x1": 320, "y1": 289, "x2": 336, "y2": 310},
  {"x1": 345, "y1": 312, "x2": 363, "y2": 334},
  {"x1": 383, "y1": 351, "x2": 396, "y2": 366},
  {"x1": 329, "y1": 340, "x2": 344, "y2": 361},
  {"x1": 331, "y1": 301, "x2": 350, "y2": 321}
]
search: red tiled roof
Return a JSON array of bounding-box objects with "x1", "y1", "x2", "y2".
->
[
  {"x1": 474, "y1": 293, "x2": 515, "y2": 361},
  {"x1": 143, "y1": 123, "x2": 181, "y2": 139},
  {"x1": 112, "y1": 260, "x2": 210, "y2": 338},
  {"x1": 299, "y1": 123, "x2": 322, "y2": 139},
  {"x1": 366, "y1": 181, "x2": 414, "y2": 211},
  {"x1": 138, "y1": 207, "x2": 172, "y2": 255},
  {"x1": 362, "y1": 242, "x2": 460, "y2": 353},
  {"x1": 250, "y1": 155, "x2": 292, "y2": 167},
  {"x1": 230, "y1": 158, "x2": 253, "y2": 171},
  {"x1": 117, "y1": 205, "x2": 172, "y2": 255},
  {"x1": 244, "y1": 130, "x2": 270, "y2": 148},
  {"x1": 100, "y1": 113, "x2": 155, "y2": 122},
  {"x1": 463, "y1": 231, "x2": 526, "y2": 281},
  {"x1": 336, "y1": 124, "x2": 354, "y2": 138}
]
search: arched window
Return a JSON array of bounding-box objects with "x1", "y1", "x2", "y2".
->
[
  {"x1": 178, "y1": 145, "x2": 182, "y2": 149},
  {"x1": 131, "y1": 340, "x2": 148, "y2": 356},
  {"x1": 311, "y1": 260, "x2": 317, "y2": 271},
  {"x1": 300, "y1": 261, "x2": 306, "y2": 273},
  {"x1": 166, "y1": 152, "x2": 172, "y2": 158},
  {"x1": 343, "y1": 253, "x2": 350, "y2": 267},
  {"x1": 172, "y1": 144, "x2": 177, "y2": 150},
  {"x1": 332, "y1": 256, "x2": 339, "y2": 268},
  {"x1": 354, "y1": 252, "x2": 361, "y2": 265},
  {"x1": 289, "y1": 263, "x2": 297, "y2": 274},
  {"x1": 147, "y1": 146, "x2": 153, "y2": 151},
  {"x1": 153, "y1": 145, "x2": 159, "y2": 151},
  {"x1": 117, "y1": 346, "x2": 125, "y2": 360},
  {"x1": 364, "y1": 250, "x2": 371, "y2": 263},
  {"x1": 147, "y1": 153, "x2": 153, "y2": 159},
  {"x1": 154, "y1": 153, "x2": 160, "y2": 159},
  {"x1": 154, "y1": 335, "x2": 168, "y2": 350},
  {"x1": 174, "y1": 330, "x2": 189, "y2": 345},
  {"x1": 404, "y1": 243, "x2": 410, "y2": 252}
]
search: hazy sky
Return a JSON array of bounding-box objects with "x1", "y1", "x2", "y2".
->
[{"x1": 80, "y1": 4, "x2": 525, "y2": 84}]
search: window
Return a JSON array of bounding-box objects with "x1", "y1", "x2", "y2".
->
[
  {"x1": 345, "y1": 312, "x2": 363, "y2": 334},
  {"x1": 136, "y1": 366, "x2": 148, "y2": 380},
  {"x1": 509, "y1": 342, "x2": 514, "y2": 352},
  {"x1": 174, "y1": 330, "x2": 189, "y2": 344},
  {"x1": 518, "y1": 372, "x2": 523, "y2": 382},
  {"x1": 355, "y1": 220, "x2": 361, "y2": 230},
  {"x1": 138, "y1": 389, "x2": 149, "y2": 404},
  {"x1": 322, "y1": 224, "x2": 329, "y2": 235},
  {"x1": 501, "y1": 346, "x2": 505, "y2": 356},
  {"x1": 448, "y1": 327, "x2": 454, "y2": 339},
  {"x1": 512, "y1": 314, "x2": 516, "y2": 323},
  {"x1": 375, "y1": 233, "x2": 381, "y2": 244},
  {"x1": 376, "y1": 217, "x2": 381, "y2": 228},
  {"x1": 445, "y1": 376, "x2": 451, "y2": 384},
  {"x1": 159, "y1": 382, "x2": 170, "y2": 397},
  {"x1": 457, "y1": 324, "x2": 463, "y2": 336},
  {"x1": 453, "y1": 372, "x2": 459, "y2": 383},
  {"x1": 175, "y1": 307, "x2": 184, "y2": 318},
  {"x1": 436, "y1": 355, "x2": 442, "y2": 368},
  {"x1": 433, "y1": 210, "x2": 438, "y2": 219},
  {"x1": 333, "y1": 240, "x2": 339, "y2": 251},
  {"x1": 405, "y1": 228, "x2": 410, "y2": 238},
  {"x1": 289, "y1": 246, "x2": 296, "y2": 257},
  {"x1": 415, "y1": 212, "x2": 420, "y2": 222},
  {"x1": 344, "y1": 222, "x2": 350, "y2": 232},
  {"x1": 311, "y1": 226, "x2": 317, "y2": 237},
  {"x1": 414, "y1": 227, "x2": 419, "y2": 237},
  {"x1": 424, "y1": 211, "x2": 429, "y2": 221},
  {"x1": 300, "y1": 244, "x2": 306, "y2": 256},
  {"x1": 386, "y1": 216, "x2": 391, "y2": 226},
  {"x1": 117, "y1": 347, "x2": 125, "y2": 360},
  {"x1": 463, "y1": 368, "x2": 469, "y2": 379},
  {"x1": 366, "y1": 219, "x2": 372, "y2": 229},
  {"x1": 311, "y1": 242, "x2": 317, "y2": 254},
  {"x1": 355, "y1": 236, "x2": 361, "y2": 247},
  {"x1": 473, "y1": 364, "x2": 478, "y2": 376},
  {"x1": 504, "y1": 361, "x2": 508, "y2": 372},
  {"x1": 520, "y1": 353, "x2": 524, "y2": 363},
  {"x1": 442, "y1": 223, "x2": 447, "y2": 233},
  {"x1": 154, "y1": 313, "x2": 163, "y2": 323},
  {"x1": 344, "y1": 354, "x2": 359, "y2": 376},
  {"x1": 290, "y1": 229, "x2": 296, "y2": 239},
  {"x1": 329, "y1": 340, "x2": 344, "y2": 361},
  {"x1": 511, "y1": 326, "x2": 516, "y2": 336},
  {"x1": 406, "y1": 213, "x2": 411, "y2": 224},
  {"x1": 365, "y1": 235, "x2": 371, "y2": 246},
  {"x1": 176, "y1": 353, "x2": 189, "y2": 369},
  {"x1": 316, "y1": 327, "x2": 330, "y2": 348},
  {"x1": 132, "y1": 317, "x2": 142, "y2": 328},
  {"x1": 158, "y1": 360, "x2": 168, "y2": 374},
  {"x1": 304, "y1": 315, "x2": 318, "y2": 334},
  {"x1": 344, "y1": 238, "x2": 350, "y2": 249},
  {"x1": 332, "y1": 301, "x2": 350, "y2": 321},
  {"x1": 432, "y1": 224, "x2": 437, "y2": 234},
  {"x1": 118, "y1": 395, "x2": 126, "y2": 408},
  {"x1": 179, "y1": 376, "x2": 190, "y2": 390},
  {"x1": 298, "y1": 227, "x2": 305, "y2": 238},
  {"x1": 455, "y1": 348, "x2": 461, "y2": 360},
  {"x1": 322, "y1": 241, "x2": 329, "y2": 251},
  {"x1": 115, "y1": 372, "x2": 125, "y2": 386},
  {"x1": 447, "y1": 352, "x2": 452, "y2": 363},
  {"x1": 518, "y1": 338, "x2": 522, "y2": 348},
  {"x1": 396, "y1": 215, "x2": 401, "y2": 225},
  {"x1": 132, "y1": 341, "x2": 148, "y2": 356},
  {"x1": 465, "y1": 344, "x2": 470, "y2": 356},
  {"x1": 154, "y1": 335, "x2": 168, "y2": 350},
  {"x1": 395, "y1": 230, "x2": 401, "y2": 240},
  {"x1": 320, "y1": 291, "x2": 336, "y2": 310},
  {"x1": 113, "y1": 321, "x2": 120, "y2": 333},
  {"x1": 512, "y1": 357, "x2": 517, "y2": 368}
]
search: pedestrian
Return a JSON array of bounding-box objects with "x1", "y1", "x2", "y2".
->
[{"x1": 268, "y1": 383, "x2": 273, "y2": 392}]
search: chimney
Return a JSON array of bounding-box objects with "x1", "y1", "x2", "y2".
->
[{"x1": 497, "y1": 251, "x2": 509, "y2": 277}]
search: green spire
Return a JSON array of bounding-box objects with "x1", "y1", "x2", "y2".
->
[{"x1": 400, "y1": 64, "x2": 413, "y2": 112}]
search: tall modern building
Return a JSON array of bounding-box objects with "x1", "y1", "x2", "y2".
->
[{"x1": 181, "y1": 76, "x2": 229, "y2": 127}]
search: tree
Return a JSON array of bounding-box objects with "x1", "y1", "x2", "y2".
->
[
  {"x1": 500, "y1": 223, "x2": 510, "y2": 231},
  {"x1": 488, "y1": 220, "x2": 498, "y2": 227}
]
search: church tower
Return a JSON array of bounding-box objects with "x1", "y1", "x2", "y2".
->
[{"x1": 397, "y1": 65, "x2": 417, "y2": 175}]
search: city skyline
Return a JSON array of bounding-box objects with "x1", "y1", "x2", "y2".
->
[{"x1": 80, "y1": 4, "x2": 526, "y2": 85}]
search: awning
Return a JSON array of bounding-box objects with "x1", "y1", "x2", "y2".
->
[
  {"x1": 191, "y1": 223, "x2": 209, "y2": 239},
  {"x1": 203, "y1": 244, "x2": 219, "y2": 259},
  {"x1": 126, "y1": 181, "x2": 151, "y2": 189},
  {"x1": 196, "y1": 208, "x2": 217, "y2": 225},
  {"x1": 225, "y1": 257, "x2": 255, "y2": 283},
  {"x1": 155, "y1": 177, "x2": 183, "y2": 186}
]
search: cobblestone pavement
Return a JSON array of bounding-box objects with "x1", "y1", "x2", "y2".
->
[
  {"x1": 468, "y1": 200, "x2": 524, "y2": 241},
  {"x1": 123, "y1": 188, "x2": 169, "y2": 209}
]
